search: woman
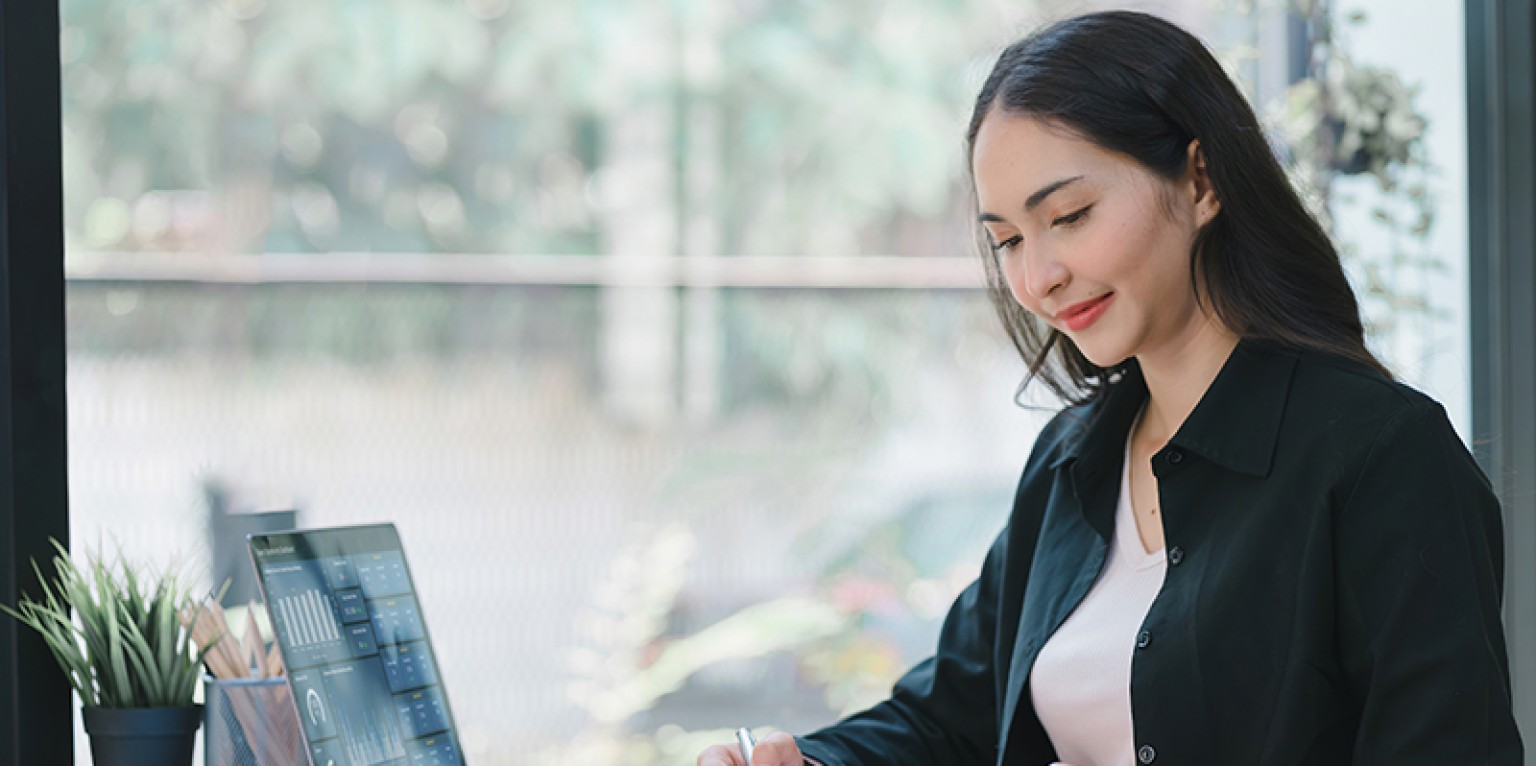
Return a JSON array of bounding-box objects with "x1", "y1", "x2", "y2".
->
[{"x1": 699, "y1": 10, "x2": 1522, "y2": 765}]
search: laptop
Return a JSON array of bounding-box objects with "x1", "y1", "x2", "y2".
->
[{"x1": 248, "y1": 523, "x2": 465, "y2": 766}]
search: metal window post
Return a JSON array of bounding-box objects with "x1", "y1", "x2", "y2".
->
[{"x1": 1466, "y1": 1, "x2": 1536, "y2": 758}]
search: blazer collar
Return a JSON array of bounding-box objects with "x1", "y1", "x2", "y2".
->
[{"x1": 1049, "y1": 338, "x2": 1299, "y2": 480}]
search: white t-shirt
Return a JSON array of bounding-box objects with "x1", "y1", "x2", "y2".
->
[{"x1": 1029, "y1": 421, "x2": 1167, "y2": 766}]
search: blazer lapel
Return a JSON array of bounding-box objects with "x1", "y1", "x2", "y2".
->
[
  {"x1": 998, "y1": 486, "x2": 1111, "y2": 764},
  {"x1": 997, "y1": 368, "x2": 1147, "y2": 765}
]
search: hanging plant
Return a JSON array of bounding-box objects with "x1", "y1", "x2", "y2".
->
[
  {"x1": 1271, "y1": 51, "x2": 1426, "y2": 183},
  {"x1": 1264, "y1": 4, "x2": 1445, "y2": 356}
]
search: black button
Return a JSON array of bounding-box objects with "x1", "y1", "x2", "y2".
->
[
  {"x1": 1165, "y1": 449, "x2": 1184, "y2": 465},
  {"x1": 1138, "y1": 745, "x2": 1157, "y2": 763},
  {"x1": 1136, "y1": 631, "x2": 1152, "y2": 648},
  {"x1": 1168, "y1": 546, "x2": 1185, "y2": 566}
]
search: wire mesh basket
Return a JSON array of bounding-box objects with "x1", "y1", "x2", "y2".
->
[{"x1": 204, "y1": 676, "x2": 304, "y2": 766}]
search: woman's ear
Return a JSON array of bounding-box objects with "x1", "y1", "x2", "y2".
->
[{"x1": 1186, "y1": 139, "x2": 1220, "y2": 226}]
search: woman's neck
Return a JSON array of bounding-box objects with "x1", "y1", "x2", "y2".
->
[{"x1": 1133, "y1": 319, "x2": 1240, "y2": 447}]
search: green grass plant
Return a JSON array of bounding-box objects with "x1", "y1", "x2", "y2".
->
[{"x1": 1, "y1": 539, "x2": 220, "y2": 708}]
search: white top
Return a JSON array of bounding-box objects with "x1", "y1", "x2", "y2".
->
[{"x1": 1029, "y1": 422, "x2": 1167, "y2": 766}]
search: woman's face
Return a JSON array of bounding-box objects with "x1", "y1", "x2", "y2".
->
[{"x1": 971, "y1": 110, "x2": 1220, "y2": 368}]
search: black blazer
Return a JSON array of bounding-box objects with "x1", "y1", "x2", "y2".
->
[{"x1": 797, "y1": 339, "x2": 1523, "y2": 765}]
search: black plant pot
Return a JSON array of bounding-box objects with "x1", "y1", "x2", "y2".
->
[{"x1": 82, "y1": 705, "x2": 203, "y2": 766}]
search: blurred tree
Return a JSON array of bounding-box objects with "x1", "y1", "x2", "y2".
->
[{"x1": 61, "y1": 0, "x2": 1019, "y2": 258}]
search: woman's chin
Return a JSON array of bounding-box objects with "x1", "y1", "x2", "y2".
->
[{"x1": 1072, "y1": 338, "x2": 1133, "y2": 370}]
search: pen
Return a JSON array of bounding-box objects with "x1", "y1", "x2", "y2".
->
[{"x1": 736, "y1": 727, "x2": 756, "y2": 764}]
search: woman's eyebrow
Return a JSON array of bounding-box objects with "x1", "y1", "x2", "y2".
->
[
  {"x1": 977, "y1": 175, "x2": 1086, "y2": 222},
  {"x1": 1024, "y1": 175, "x2": 1084, "y2": 212}
]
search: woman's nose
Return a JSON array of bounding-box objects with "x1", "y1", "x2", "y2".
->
[{"x1": 1008, "y1": 246, "x2": 1069, "y2": 301}]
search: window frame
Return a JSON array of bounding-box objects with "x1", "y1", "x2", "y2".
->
[
  {"x1": 0, "y1": 0, "x2": 72, "y2": 763},
  {"x1": 1467, "y1": 0, "x2": 1536, "y2": 753}
]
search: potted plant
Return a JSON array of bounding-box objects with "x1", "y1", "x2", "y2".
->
[{"x1": 1, "y1": 540, "x2": 219, "y2": 766}]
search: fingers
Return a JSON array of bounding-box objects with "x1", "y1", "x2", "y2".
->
[
  {"x1": 697, "y1": 731, "x2": 802, "y2": 766},
  {"x1": 697, "y1": 743, "x2": 745, "y2": 766},
  {"x1": 749, "y1": 731, "x2": 803, "y2": 765}
]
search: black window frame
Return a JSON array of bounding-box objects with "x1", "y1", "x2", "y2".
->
[{"x1": 0, "y1": 0, "x2": 71, "y2": 763}]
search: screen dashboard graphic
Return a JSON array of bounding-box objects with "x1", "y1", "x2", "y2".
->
[{"x1": 250, "y1": 525, "x2": 464, "y2": 766}]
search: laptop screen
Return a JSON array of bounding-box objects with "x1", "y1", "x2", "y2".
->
[{"x1": 249, "y1": 524, "x2": 464, "y2": 766}]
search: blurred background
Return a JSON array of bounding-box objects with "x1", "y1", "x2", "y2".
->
[{"x1": 61, "y1": 0, "x2": 1469, "y2": 762}]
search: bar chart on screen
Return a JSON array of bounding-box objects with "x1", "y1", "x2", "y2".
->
[
  {"x1": 277, "y1": 589, "x2": 342, "y2": 645},
  {"x1": 260, "y1": 561, "x2": 353, "y2": 667},
  {"x1": 336, "y1": 703, "x2": 406, "y2": 764}
]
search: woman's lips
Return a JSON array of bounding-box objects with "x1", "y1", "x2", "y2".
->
[{"x1": 1057, "y1": 293, "x2": 1114, "y2": 332}]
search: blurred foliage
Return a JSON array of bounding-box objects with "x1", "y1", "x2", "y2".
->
[
  {"x1": 554, "y1": 500, "x2": 994, "y2": 764},
  {"x1": 67, "y1": 282, "x2": 602, "y2": 369},
  {"x1": 1261, "y1": 1, "x2": 1446, "y2": 348},
  {"x1": 62, "y1": 0, "x2": 1015, "y2": 257}
]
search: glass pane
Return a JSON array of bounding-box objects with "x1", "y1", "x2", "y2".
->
[
  {"x1": 61, "y1": 0, "x2": 1469, "y2": 762},
  {"x1": 1325, "y1": 0, "x2": 1470, "y2": 438}
]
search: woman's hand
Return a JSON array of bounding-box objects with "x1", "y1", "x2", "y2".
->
[{"x1": 697, "y1": 731, "x2": 804, "y2": 766}]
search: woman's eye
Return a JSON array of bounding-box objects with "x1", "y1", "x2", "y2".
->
[
  {"x1": 1052, "y1": 205, "x2": 1092, "y2": 227},
  {"x1": 991, "y1": 234, "x2": 1023, "y2": 252}
]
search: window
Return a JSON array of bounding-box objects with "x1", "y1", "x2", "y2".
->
[{"x1": 36, "y1": 1, "x2": 1511, "y2": 763}]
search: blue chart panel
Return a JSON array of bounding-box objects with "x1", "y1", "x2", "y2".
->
[
  {"x1": 325, "y1": 556, "x2": 359, "y2": 590},
  {"x1": 354, "y1": 551, "x2": 411, "y2": 598},
  {"x1": 321, "y1": 656, "x2": 408, "y2": 765},
  {"x1": 336, "y1": 588, "x2": 369, "y2": 624},
  {"x1": 348, "y1": 623, "x2": 379, "y2": 658},
  {"x1": 369, "y1": 595, "x2": 426, "y2": 645},
  {"x1": 405, "y1": 733, "x2": 462, "y2": 765},
  {"x1": 380, "y1": 641, "x2": 438, "y2": 692},
  {"x1": 289, "y1": 669, "x2": 338, "y2": 741},
  {"x1": 261, "y1": 562, "x2": 349, "y2": 668},
  {"x1": 309, "y1": 738, "x2": 347, "y2": 766},
  {"x1": 394, "y1": 687, "x2": 450, "y2": 740}
]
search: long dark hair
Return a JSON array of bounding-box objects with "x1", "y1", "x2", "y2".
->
[{"x1": 966, "y1": 10, "x2": 1390, "y2": 405}]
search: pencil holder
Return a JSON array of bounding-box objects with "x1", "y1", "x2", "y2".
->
[{"x1": 203, "y1": 677, "x2": 304, "y2": 766}]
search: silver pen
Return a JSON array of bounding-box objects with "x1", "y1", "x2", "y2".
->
[{"x1": 735, "y1": 727, "x2": 756, "y2": 764}]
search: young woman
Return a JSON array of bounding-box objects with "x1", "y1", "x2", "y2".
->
[{"x1": 699, "y1": 10, "x2": 1523, "y2": 765}]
